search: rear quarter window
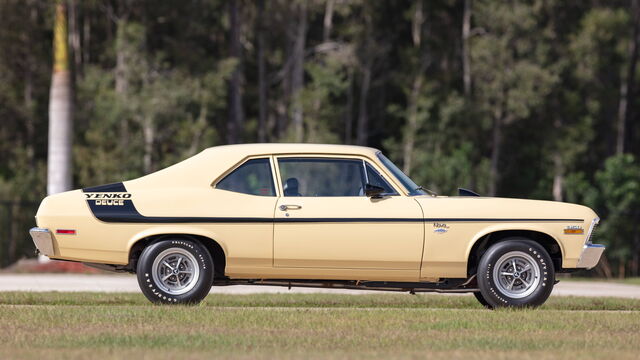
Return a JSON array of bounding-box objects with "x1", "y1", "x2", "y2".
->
[{"x1": 216, "y1": 158, "x2": 275, "y2": 196}]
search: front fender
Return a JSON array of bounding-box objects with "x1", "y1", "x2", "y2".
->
[{"x1": 464, "y1": 223, "x2": 565, "y2": 264}]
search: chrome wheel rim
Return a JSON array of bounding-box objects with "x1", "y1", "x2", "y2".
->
[
  {"x1": 151, "y1": 248, "x2": 200, "y2": 295},
  {"x1": 493, "y1": 251, "x2": 540, "y2": 299}
]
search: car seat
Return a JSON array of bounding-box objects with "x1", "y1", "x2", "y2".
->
[{"x1": 283, "y1": 178, "x2": 302, "y2": 196}]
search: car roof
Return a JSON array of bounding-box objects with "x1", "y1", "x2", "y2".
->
[
  {"x1": 126, "y1": 143, "x2": 383, "y2": 190},
  {"x1": 202, "y1": 143, "x2": 381, "y2": 157}
]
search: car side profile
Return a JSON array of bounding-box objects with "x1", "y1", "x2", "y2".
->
[{"x1": 30, "y1": 144, "x2": 605, "y2": 308}]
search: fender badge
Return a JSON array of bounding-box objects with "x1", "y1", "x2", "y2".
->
[
  {"x1": 564, "y1": 226, "x2": 584, "y2": 235},
  {"x1": 433, "y1": 222, "x2": 449, "y2": 234}
]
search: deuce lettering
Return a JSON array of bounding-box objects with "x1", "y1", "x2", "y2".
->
[{"x1": 95, "y1": 199, "x2": 125, "y2": 206}]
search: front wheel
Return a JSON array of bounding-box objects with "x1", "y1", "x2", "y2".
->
[
  {"x1": 477, "y1": 239, "x2": 554, "y2": 308},
  {"x1": 136, "y1": 238, "x2": 213, "y2": 304}
]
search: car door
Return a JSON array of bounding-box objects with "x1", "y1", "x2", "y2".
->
[
  {"x1": 272, "y1": 155, "x2": 424, "y2": 272},
  {"x1": 210, "y1": 157, "x2": 279, "y2": 271}
]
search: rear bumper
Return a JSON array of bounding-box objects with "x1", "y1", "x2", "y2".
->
[
  {"x1": 29, "y1": 227, "x2": 54, "y2": 256},
  {"x1": 576, "y1": 244, "x2": 605, "y2": 269}
]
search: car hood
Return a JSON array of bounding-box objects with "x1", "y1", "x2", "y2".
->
[{"x1": 413, "y1": 195, "x2": 598, "y2": 222}]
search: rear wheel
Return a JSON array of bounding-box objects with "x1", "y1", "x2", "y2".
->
[
  {"x1": 477, "y1": 239, "x2": 554, "y2": 308},
  {"x1": 136, "y1": 238, "x2": 213, "y2": 304}
]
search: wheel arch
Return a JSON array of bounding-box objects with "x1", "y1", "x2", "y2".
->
[
  {"x1": 466, "y1": 227, "x2": 563, "y2": 276},
  {"x1": 127, "y1": 229, "x2": 227, "y2": 279}
]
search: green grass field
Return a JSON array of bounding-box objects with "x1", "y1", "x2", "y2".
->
[{"x1": 1, "y1": 292, "x2": 638, "y2": 359}]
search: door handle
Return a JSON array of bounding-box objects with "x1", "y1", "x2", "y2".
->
[{"x1": 279, "y1": 204, "x2": 302, "y2": 211}]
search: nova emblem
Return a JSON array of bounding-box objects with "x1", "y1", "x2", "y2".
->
[{"x1": 433, "y1": 222, "x2": 450, "y2": 234}]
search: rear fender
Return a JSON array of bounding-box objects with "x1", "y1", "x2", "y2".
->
[{"x1": 127, "y1": 226, "x2": 227, "y2": 258}]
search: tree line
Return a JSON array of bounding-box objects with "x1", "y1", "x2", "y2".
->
[{"x1": 0, "y1": 0, "x2": 639, "y2": 277}]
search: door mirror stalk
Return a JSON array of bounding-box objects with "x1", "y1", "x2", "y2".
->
[{"x1": 365, "y1": 184, "x2": 386, "y2": 199}]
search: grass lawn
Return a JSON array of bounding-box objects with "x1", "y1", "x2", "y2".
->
[{"x1": 0, "y1": 292, "x2": 638, "y2": 359}]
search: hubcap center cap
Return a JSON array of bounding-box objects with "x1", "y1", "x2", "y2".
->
[
  {"x1": 493, "y1": 251, "x2": 541, "y2": 299},
  {"x1": 152, "y1": 248, "x2": 201, "y2": 296}
]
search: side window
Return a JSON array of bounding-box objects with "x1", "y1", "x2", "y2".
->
[
  {"x1": 366, "y1": 164, "x2": 398, "y2": 195},
  {"x1": 278, "y1": 158, "x2": 366, "y2": 197},
  {"x1": 216, "y1": 158, "x2": 275, "y2": 196}
]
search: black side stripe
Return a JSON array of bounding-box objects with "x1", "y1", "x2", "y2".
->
[
  {"x1": 279, "y1": 218, "x2": 584, "y2": 223},
  {"x1": 82, "y1": 183, "x2": 584, "y2": 224},
  {"x1": 86, "y1": 203, "x2": 583, "y2": 224},
  {"x1": 83, "y1": 182, "x2": 127, "y2": 193},
  {"x1": 89, "y1": 216, "x2": 584, "y2": 224},
  {"x1": 86, "y1": 215, "x2": 585, "y2": 224}
]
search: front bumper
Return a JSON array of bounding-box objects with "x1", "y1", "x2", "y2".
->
[
  {"x1": 29, "y1": 227, "x2": 54, "y2": 257},
  {"x1": 576, "y1": 244, "x2": 605, "y2": 269}
]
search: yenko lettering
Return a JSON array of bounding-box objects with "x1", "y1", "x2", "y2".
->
[{"x1": 85, "y1": 193, "x2": 132, "y2": 199}]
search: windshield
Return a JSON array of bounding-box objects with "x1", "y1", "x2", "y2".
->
[{"x1": 376, "y1": 152, "x2": 427, "y2": 196}]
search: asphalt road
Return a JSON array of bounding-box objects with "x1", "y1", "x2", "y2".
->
[{"x1": 0, "y1": 274, "x2": 639, "y2": 298}]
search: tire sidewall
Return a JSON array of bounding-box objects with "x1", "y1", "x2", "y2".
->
[
  {"x1": 478, "y1": 239, "x2": 554, "y2": 308},
  {"x1": 473, "y1": 291, "x2": 493, "y2": 309},
  {"x1": 136, "y1": 238, "x2": 213, "y2": 304}
]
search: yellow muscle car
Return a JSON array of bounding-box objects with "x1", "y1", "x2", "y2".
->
[{"x1": 30, "y1": 144, "x2": 604, "y2": 307}]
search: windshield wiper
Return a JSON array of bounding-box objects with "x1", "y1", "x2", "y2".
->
[{"x1": 416, "y1": 186, "x2": 438, "y2": 197}]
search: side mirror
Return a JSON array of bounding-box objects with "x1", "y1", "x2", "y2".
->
[{"x1": 365, "y1": 184, "x2": 386, "y2": 198}]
